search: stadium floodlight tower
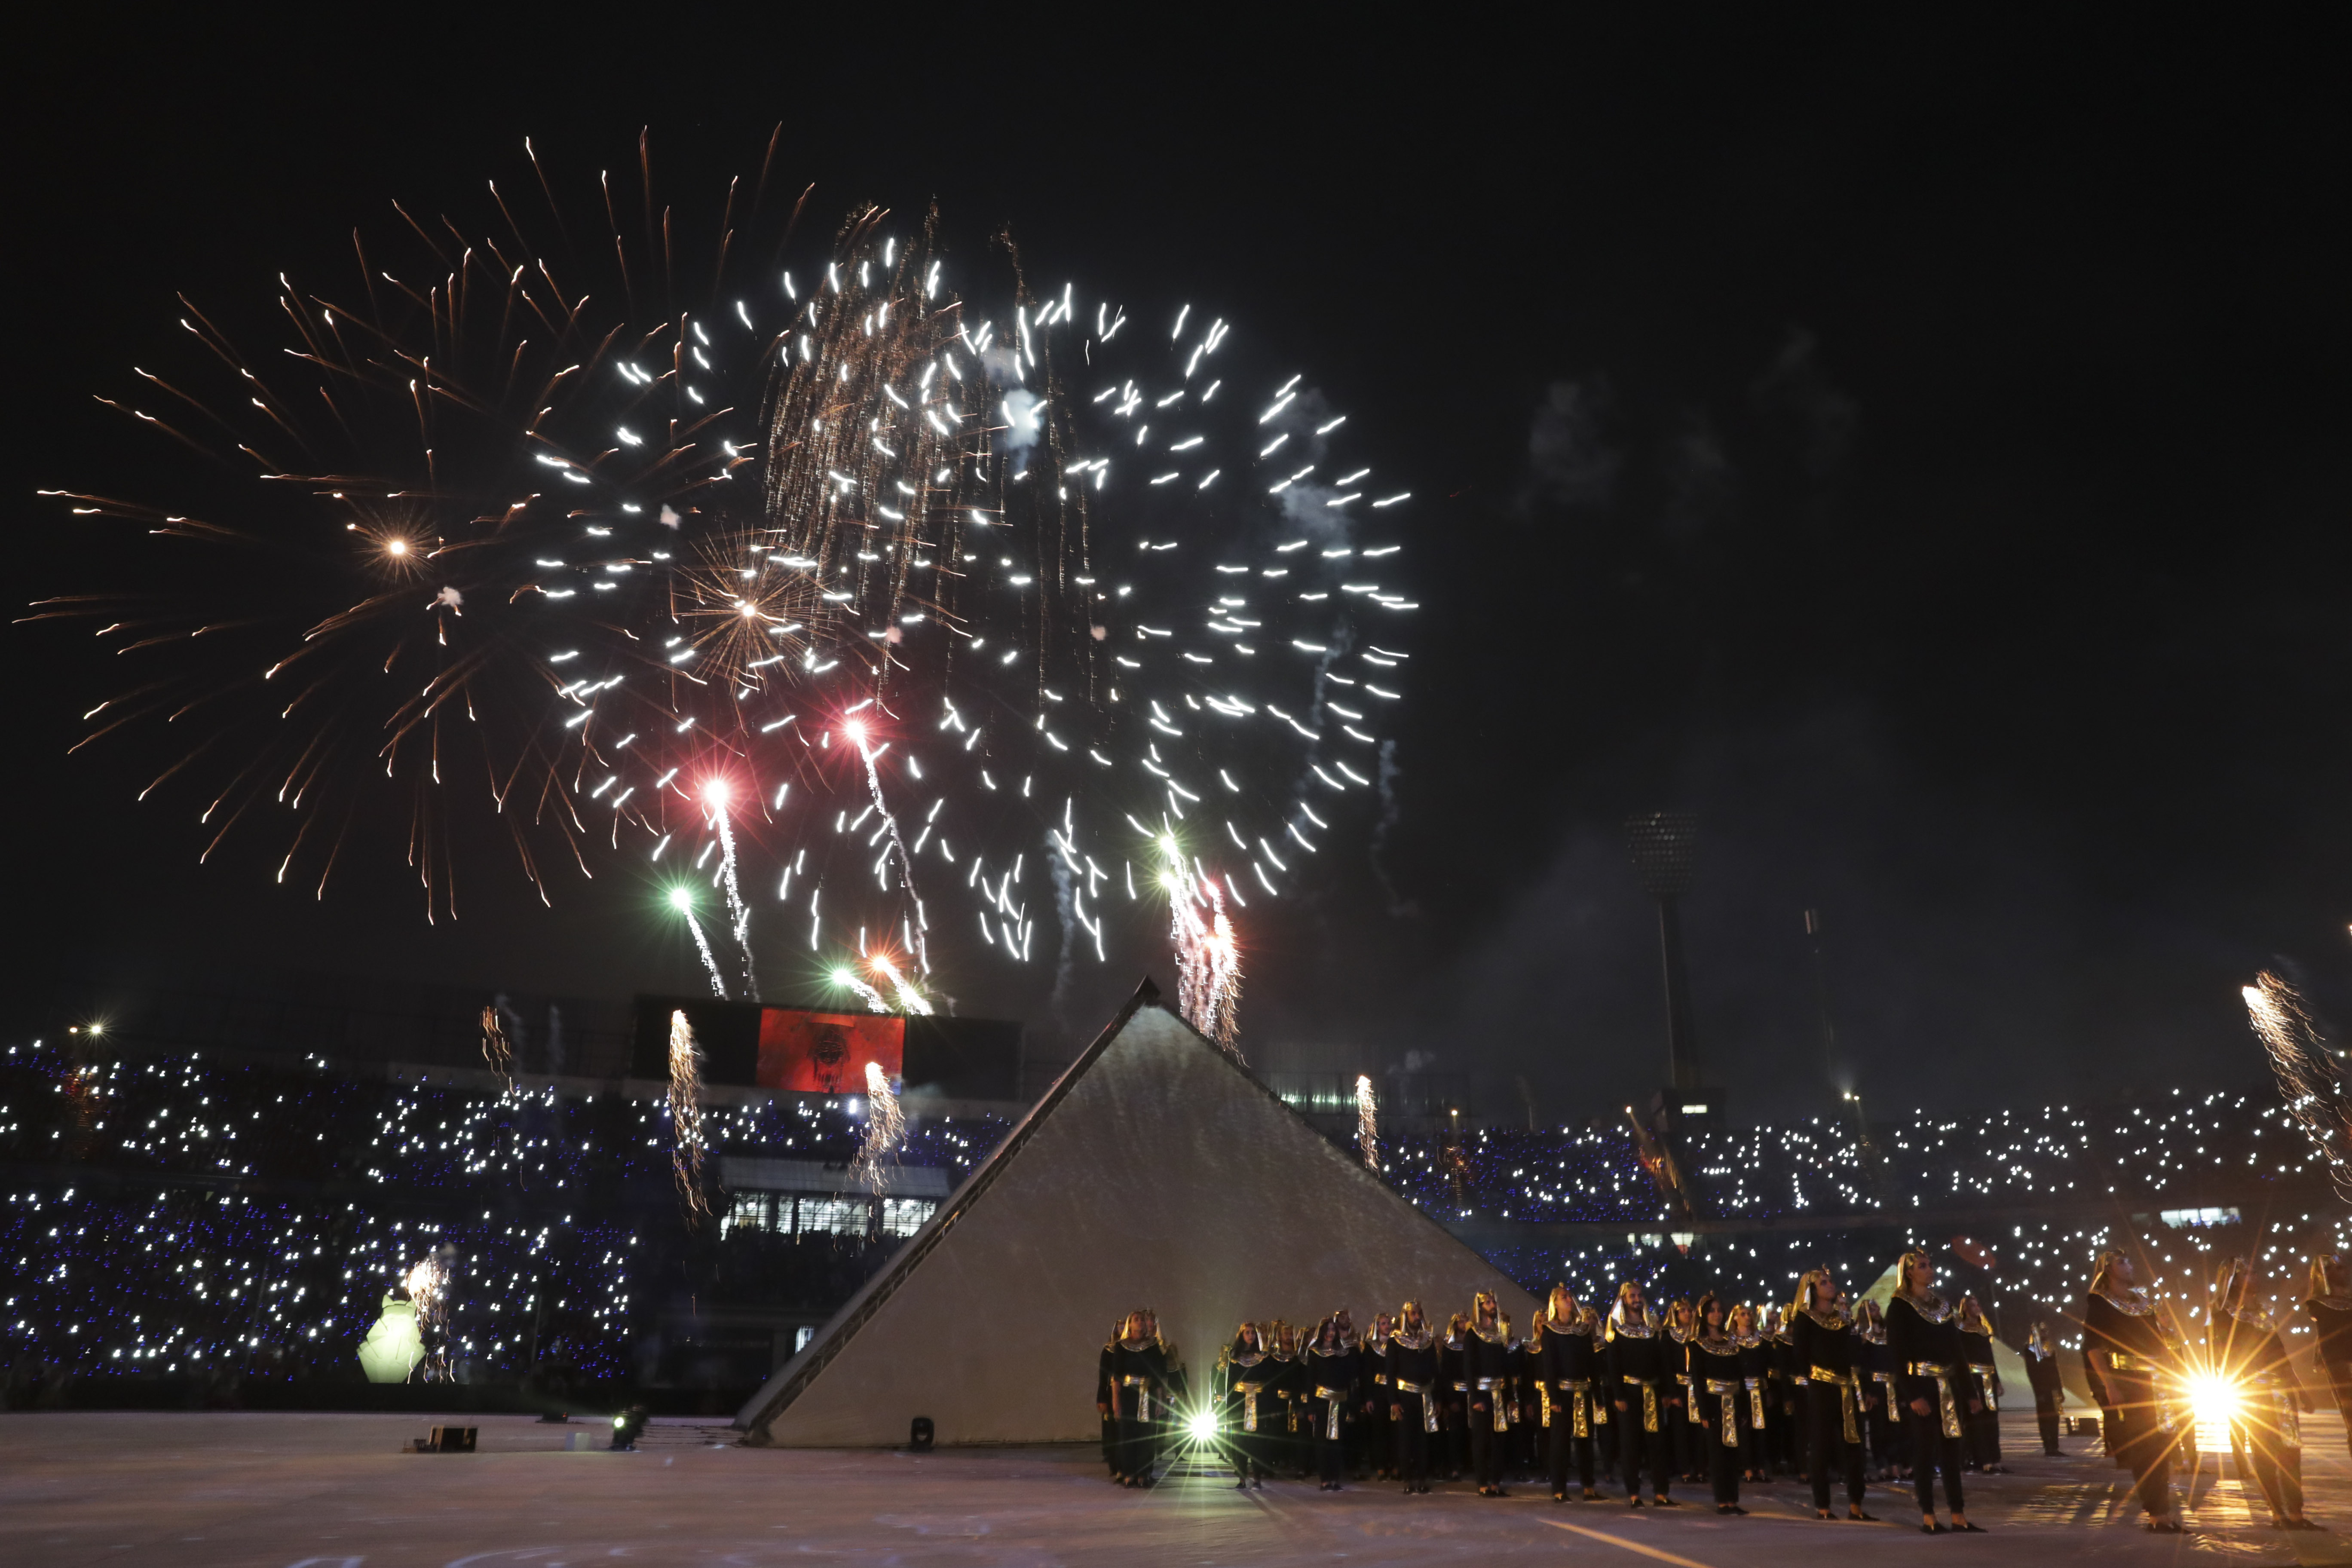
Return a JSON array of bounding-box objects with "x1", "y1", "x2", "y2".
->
[{"x1": 1623, "y1": 812, "x2": 1723, "y2": 1132}]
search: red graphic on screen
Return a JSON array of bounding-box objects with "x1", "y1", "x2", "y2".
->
[{"x1": 756, "y1": 1010, "x2": 906, "y2": 1094}]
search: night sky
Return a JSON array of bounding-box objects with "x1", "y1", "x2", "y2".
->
[{"x1": 11, "y1": 10, "x2": 2349, "y2": 1122}]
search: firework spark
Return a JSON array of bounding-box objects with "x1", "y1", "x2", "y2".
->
[
  {"x1": 478, "y1": 1004, "x2": 514, "y2": 1090},
  {"x1": 1356, "y1": 1073, "x2": 1380, "y2": 1170},
  {"x1": 41, "y1": 138, "x2": 1417, "y2": 1040},
  {"x1": 666, "y1": 1009, "x2": 708, "y2": 1213},
  {"x1": 852, "y1": 1059, "x2": 904, "y2": 1195},
  {"x1": 2243, "y1": 970, "x2": 2352, "y2": 1201}
]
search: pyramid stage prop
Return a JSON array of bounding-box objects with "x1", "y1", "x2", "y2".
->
[{"x1": 737, "y1": 979, "x2": 1538, "y2": 1446}]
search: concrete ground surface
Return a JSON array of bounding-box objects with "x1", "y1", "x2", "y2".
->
[{"x1": 4, "y1": 1410, "x2": 2351, "y2": 1567}]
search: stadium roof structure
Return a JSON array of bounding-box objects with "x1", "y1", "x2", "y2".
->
[{"x1": 736, "y1": 978, "x2": 1538, "y2": 1446}]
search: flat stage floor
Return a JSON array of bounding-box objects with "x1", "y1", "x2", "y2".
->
[{"x1": 5, "y1": 1409, "x2": 2352, "y2": 1567}]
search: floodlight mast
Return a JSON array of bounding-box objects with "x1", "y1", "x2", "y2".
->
[{"x1": 1623, "y1": 812, "x2": 1702, "y2": 1095}]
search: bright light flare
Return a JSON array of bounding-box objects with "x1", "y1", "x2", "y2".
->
[
  {"x1": 2184, "y1": 1371, "x2": 2244, "y2": 1452},
  {"x1": 666, "y1": 886, "x2": 695, "y2": 911},
  {"x1": 1187, "y1": 1409, "x2": 1219, "y2": 1442},
  {"x1": 701, "y1": 776, "x2": 734, "y2": 806}
]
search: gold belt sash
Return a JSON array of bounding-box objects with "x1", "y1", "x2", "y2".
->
[
  {"x1": 1118, "y1": 1374, "x2": 1152, "y2": 1422},
  {"x1": 1811, "y1": 1366, "x2": 1860, "y2": 1442},
  {"x1": 1622, "y1": 1375, "x2": 1659, "y2": 1433},
  {"x1": 1706, "y1": 1378, "x2": 1742, "y2": 1447},
  {"x1": 2109, "y1": 1352, "x2": 2148, "y2": 1373},
  {"x1": 1396, "y1": 1378, "x2": 1442, "y2": 1433},
  {"x1": 1562, "y1": 1380, "x2": 1592, "y2": 1438},
  {"x1": 1476, "y1": 1375, "x2": 1510, "y2": 1431},
  {"x1": 1966, "y1": 1362, "x2": 1998, "y2": 1412},
  {"x1": 1317, "y1": 1387, "x2": 1346, "y2": 1441},
  {"x1": 1907, "y1": 1361, "x2": 1963, "y2": 1439},
  {"x1": 1236, "y1": 1383, "x2": 1262, "y2": 1433},
  {"x1": 1538, "y1": 1383, "x2": 1553, "y2": 1429},
  {"x1": 1746, "y1": 1376, "x2": 1766, "y2": 1429}
]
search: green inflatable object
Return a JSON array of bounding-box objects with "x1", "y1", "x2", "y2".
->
[{"x1": 357, "y1": 1292, "x2": 425, "y2": 1383}]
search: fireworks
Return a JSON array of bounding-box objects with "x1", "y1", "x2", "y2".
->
[
  {"x1": 666, "y1": 1008, "x2": 707, "y2": 1213},
  {"x1": 1356, "y1": 1073, "x2": 1379, "y2": 1170},
  {"x1": 39, "y1": 138, "x2": 1415, "y2": 1041},
  {"x1": 852, "y1": 1059, "x2": 905, "y2": 1195},
  {"x1": 478, "y1": 1004, "x2": 514, "y2": 1089},
  {"x1": 2242, "y1": 970, "x2": 2352, "y2": 1201},
  {"x1": 401, "y1": 1251, "x2": 449, "y2": 1382}
]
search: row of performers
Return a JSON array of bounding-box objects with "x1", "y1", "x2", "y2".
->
[{"x1": 1101, "y1": 1258, "x2": 2007, "y2": 1526}]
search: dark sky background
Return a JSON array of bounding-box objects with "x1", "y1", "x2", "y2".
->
[{"x1": 9, "y1": 9, "x2": 2350, "y2": 1124}]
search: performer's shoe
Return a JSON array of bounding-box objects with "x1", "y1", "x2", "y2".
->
[
  {"x1": 1956, "y1": 1521, "x2": 1988, "y2": 1533},
  {"x1": 1921, "y1": 1522, "x2": 1943, "y2": 1534},
  {"x1": 1628, "y1": 1496, "x2": 1645, "y2": 1508},
  {"x1": 1653, "y1": 1495, "x2": 1679, "y2": 1507},
  {"x1": 2143, "y1": 1519, "x2": 2184, "y2": 1533},
  {"x1": 1582, "y1": 1490, "x2": 1602, "y2": 1501},
  {"x1": 1848, "y1": 1508, "x2": 1877, "y2": 1522},
  {"x1": 1552, "y1": 1491, "x2": 1567, "y2": 1503}
]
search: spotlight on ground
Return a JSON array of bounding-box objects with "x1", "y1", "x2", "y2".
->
[{"x1": 610, "y1": 1406, "x2": 649, "y2": 1451}]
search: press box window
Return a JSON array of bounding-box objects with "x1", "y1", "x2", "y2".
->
[{"x1": 879, "y1": 1197, "x2": 936, "y2": 1238}]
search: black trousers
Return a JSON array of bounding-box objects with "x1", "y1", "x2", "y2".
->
[
  {"x1": 2033, "y1": 1391, "x2": 2061, "y2": 1453},
  {"x1": 1359, "y1": 1400, "x2": 1390, "y2": 1476},
  {"x1": 1469, "y1": 1400, "x2": 1502, "y2": 1487},
  {"x1": 1114, "y1": 1414, "x2": 1157, "y2": 1479},
  {"x1": 2231, "y1": 1412, "x2": 2303, "y2": 1521},
  {"x1": 1547, "y1": 1400, "x2": 1599, "y2": 1494},
  {"x1": 2107, "y1": 1374, "x2": 2173, "y2": 1519},
  {"x1": 1311, "y1": 1400, "x2": 1347, "y2": 1484},
  {"x1": 1700, "y1": 1393, "x2": 1742, "y2": 1505},
  {"x1": 1807, "y1": 1381, "x2": 1867, "y2": 1509},
  {"x1": 1394, "y1": 1392, "x2": 1433, "y2": 1486},
  {"x1": 1865, "y1": 1387, "x2": 1902, "y2": 1473},
  {"x1": 1903, "y1": 1402, "x2": 1967, "y2": 1515},
  {"x1": 1616, "y1": 1391, "x2": 1672, "y2": 1498}
]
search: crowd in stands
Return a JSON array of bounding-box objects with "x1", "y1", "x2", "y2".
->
[{"x1": 4, "y1": 1031, "x2": 2341, "y2": 1402}]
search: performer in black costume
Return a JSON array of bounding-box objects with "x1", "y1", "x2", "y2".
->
[
  {"x1": 2082, "y1": 1249, "x2": 2179, "y2": 1533},
  {"x1": 1690, "y1": 1292, "x2": 1747, "y2": 1515},
  {"x1": 1886, "y1": 1249, "x2": 1981, "y2": 1534},
  {"x1": 1268, "y1": 1321, "x2": 1306, "y2": 1478},
  {"x1": 1440, "y1": 1313, "x2": 1470, "y2": 1481},
  {"x1": 1790, "y1": 1269, "x2": 1874, "y2": 1521},
  {"x1": 1604, "y1": 1280, "x2": 1680, "y2": 1507},
  {"x1": 1359, "y1": 1311, "x2": 1395, "y2": 1481},
  {"x1": 1464, "y1": 1291, "x2": 1515, "y2": 1495},
  {"x1": 1954, "y1": 1294, "x2": 2006, "y2": 1472},
  {"x1": 1389, "y1": 1300, "x2": 1439, "y2": 1494},
  {"x1": 1730, "y1": 1303, "x2": 1770, "y2": 1483},
  {"x1": 1768, "y1": 1307, "x2": 1801, "y2": 1476},
  {"x1": 1857, "y1": 1299, "x2": 1903, "y2": 1480},
  {"x1": 1536, "y1": 1286, "x2": 1605, "y2": 1501},
  {"x1": 2213, "y1": 1257, "x2": 2319, "y2": 1531},
  {"x1": 1097, "y1": 1318, "x2": 1122, "y2": 1478},
  {"x1": 2021, "y1": 1322, "x2": 2064, "y2": 1456},
  {"x1": 1106, "y1": 1309, "x2": 1167, "y2": 1488},
  {"x1": 1306, "y1": 1314, "x2": 1357, "y2": 1491},
  {"x1": 1223, "y1": 1321, "x2": 1274, "y2": 1489},
  {"x1": 2304, "y1": 1254, "x2": 2352, "y2": 1451},
  {"x1": 1662, "y1": 1298, "x2": 1699, "y2": 1484}
]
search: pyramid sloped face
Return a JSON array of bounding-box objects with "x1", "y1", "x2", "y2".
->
[{"x1": 751, "y1": 1002, "x2": 1538, "y2": 1446}]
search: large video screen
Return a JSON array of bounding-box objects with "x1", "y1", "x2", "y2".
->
[{"x1": 755, "y1": 1010, "x2": 905, "y2": 1095}]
